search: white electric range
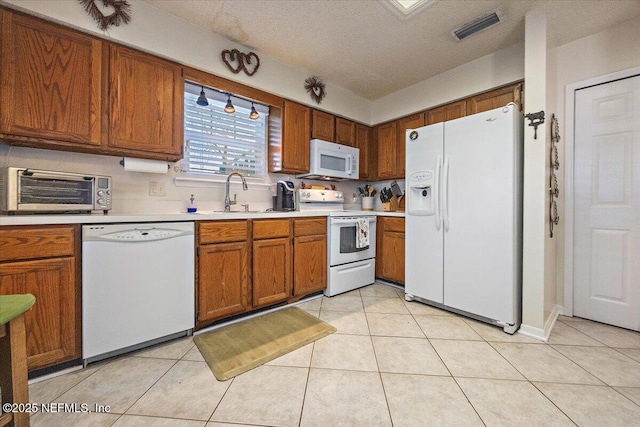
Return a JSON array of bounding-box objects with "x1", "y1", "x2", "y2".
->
[{"x1": 298, "y1": 189, "x2": 377, "y2": 296}]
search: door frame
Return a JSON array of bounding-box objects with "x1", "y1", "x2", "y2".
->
[{"x1": 563, "y1": 66, "x2": 640, "y2": 317}]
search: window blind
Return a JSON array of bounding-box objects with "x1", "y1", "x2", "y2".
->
[{"x1": 183, "y1": 91, "x2": 268, "y2": 178}]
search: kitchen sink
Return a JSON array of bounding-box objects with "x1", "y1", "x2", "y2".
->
[{"x1": 211, "y1": 210, "x2": 269, "y2": 214}]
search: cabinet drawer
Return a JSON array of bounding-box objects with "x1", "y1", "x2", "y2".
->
[
  {"x1": 253, "y1": 219, "x2": 290, "y2": 239},
  {"x1": 383, "y1": 217, "x2": 405, "y2": 233},
  {"x1": 294, "y1": 217, "x2": 327, "y2": 237},
  {"x1": 199, "y1": 221, "x2": 248, "y2": 244},
  {"x1": 0, "y1": 225, "x2": 76, "y2": 262}
]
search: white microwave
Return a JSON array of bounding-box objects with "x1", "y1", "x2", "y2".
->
[{"x1": 297, "y1": 139, "x2": 359, "y2": 181}]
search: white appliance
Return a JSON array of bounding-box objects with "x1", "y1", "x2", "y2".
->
[
  {"x1": 296, "y1": 139, "x2": 359, "y2": 181},
  {"x1": 82, "y1": 222, "x2": 195, "y2": 362},
  {"x1": 298, "y1": 189, "x2": 376, "y2": 296},
  {"x1": 405, "y1": 104, "x2": 523, "y2": 334}
]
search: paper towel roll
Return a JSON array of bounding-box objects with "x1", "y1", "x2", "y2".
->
[{"x1": 121, "y1": 157, "x2": 168, "y2": 174}]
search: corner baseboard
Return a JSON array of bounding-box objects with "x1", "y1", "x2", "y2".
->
[
  {"x1": 517, "y1": 324, "x2": 547, "y2": 341},
  {"x1": 518, "y1": 305, "x2": 561, "y2": 342}
]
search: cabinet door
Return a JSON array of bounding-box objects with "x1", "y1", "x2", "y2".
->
[
  {"x1": 381, "y1": 231, "x2": 405, "y2": 284},
  {"x1": 311, "y1": 110, "x2": 334, "y2": 141},
  {"x1": 426, "y1": 100, "x2": 467, "y2": 125},
  {"x1": 335, "y1": 117, "x2": 355, "y2": 147},
  {"x1": 281, "y1": 101, "x2": 311, "y2": 173},
  {"x1": 355, "y1": 123, "x2": 371, "y2": 180},
  {"x1": 0, "y1": 257, "x2": 79, "y2": 370},
  {"x1": 293, "y1": 234, "x2": 327, "y2": 296},
  {"x1": 467, "y1": 83, "x2": 523, "y2": 115},
  {"x1": 253, "y1": 238, "x2": 291, "y2": 307},
  {"x1": 198, "y1": 242, "x2": 249, "y2": 324},
  {"x1": 396, "y1": 113, "x2": 424, "y2": 178},
  {"x1": 375, "y1": 217, "x2": 385, "y2": 278},
  {"x1": 0, "y1": 10, "x2": 102, "y2": 146},
  {"x1": 376, "y1": 122, "x2": 396, "y2": 179},
  {"x1": 109, "y1": 45, "x2": 183, "y2": 159}
]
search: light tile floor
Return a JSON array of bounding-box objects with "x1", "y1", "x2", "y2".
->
[{"x1": 28, "y1": 283, "x2": 640, "y2": 426}]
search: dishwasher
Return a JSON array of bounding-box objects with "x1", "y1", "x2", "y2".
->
[{"x1": 82, "y1": 222, "x2": 195, "y2": 363}]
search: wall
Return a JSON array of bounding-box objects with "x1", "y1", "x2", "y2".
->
[
  {"x1": 544, "y1": 42, "x2": 559, "y2": 326},
  {"x1": 553, "y1": 14, "x2": 640, "y2": 310},
  {"x1": 520, "y1": 9, "x2": 548, "y2": 338},
  {"x1": 370, "y1": 43, "x2": 524, "y2": 124}
]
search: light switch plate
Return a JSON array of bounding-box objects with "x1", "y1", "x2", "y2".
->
[{"x1": 149, "y1": 181, "x2": 166, "y2": 197}]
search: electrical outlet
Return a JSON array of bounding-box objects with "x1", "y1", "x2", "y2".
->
[{"x1": 149, "y1": 181, "x2": 166, "y2": 197}]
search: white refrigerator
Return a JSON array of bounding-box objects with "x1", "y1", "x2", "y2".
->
[{"x1": 405, "y1": 104, "x2": 523, "y2": 334}]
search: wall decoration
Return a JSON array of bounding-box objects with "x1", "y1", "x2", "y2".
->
[
  {"x1": 221, "y1": 49, "x2": 260, "y2": 76},
  {"x1": 78, "y1": 0, "x2": 132, "y2": 31},
  {"x1": 524, "y1": 110, "x2": 545, "y2": 139},
  {"x1": 305, "y1": 76, "x2": 326, "y2": 104},
  {"x1": 549, "y1": 113, "x2": 561, "y2": 238}
]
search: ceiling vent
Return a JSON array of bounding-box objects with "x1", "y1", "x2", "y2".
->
[{"x1": 452, "y1": 11, "x2": 504, "y2": 41}]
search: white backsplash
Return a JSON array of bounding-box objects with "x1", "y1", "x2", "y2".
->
[{"x1": 1, "y1": 143, "x2": 387, "y2": 214}]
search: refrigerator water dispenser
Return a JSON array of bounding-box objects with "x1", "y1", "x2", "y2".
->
[{"x1": 408, "y1": 170, "x2": 434, "y2": 215}]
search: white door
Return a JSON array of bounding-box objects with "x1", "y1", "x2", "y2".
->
[
  {"x1": 574, "y1": 75, "x2": 640, "y2": 331},
  {"x1": 443, "y1": 106, "x2": 520, "y2": 325}
]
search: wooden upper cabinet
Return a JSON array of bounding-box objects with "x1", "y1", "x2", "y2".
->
[
  {"x1": 274, "y1": 100, "x2": 310, "y2": 174},
  {"x1": 0, "y1": 9, "x2": 102, "y2": 146},
  {"x1": 335, "y1": 117, "x2": 355, "y2": 147},
  {"x1": 108, "y1": 45, "x2": 183, "y2": 159},
  {"x1": 396, "y1": 113, "x2": 424, "y2": 178},
  {"x1": 355, "y1": 123, "x2": 371, "y2": 180},
  {"x1": 376, "y1": 122, "x2": 396, "y2": 179},
  {"x1": 311, "y1": 110, "x2": 334, "y2": 141},
  {"x1": 426, "y1": 100, "x2": 467, "y2": 125},
  {"x1": 467, "y1": 82, "x2": 523, "y2": 115}
]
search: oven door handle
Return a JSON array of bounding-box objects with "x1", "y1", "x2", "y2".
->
[
  {"x1": 22, "y1": 170, "x2": 93, "y2": 182},
  {"x1": 331, "y1": 217, "x2": 376, "y2": 224}
]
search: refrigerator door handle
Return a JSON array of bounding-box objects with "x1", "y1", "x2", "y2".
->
[
  {"x1": 443, "y1": 156, "x2": 450, "y2": 231},
  {"x1": 435, "y1": 155, "x2": 442, "y2": 230}
]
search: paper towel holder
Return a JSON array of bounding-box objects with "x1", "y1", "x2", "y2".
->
[{"x1": 119, "y1": 157, "x2": 170, "y2": 173}]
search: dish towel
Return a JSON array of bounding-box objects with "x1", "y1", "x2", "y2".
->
[{"x1": 356, "y1": 218, "x2": 369, "y2": 249}]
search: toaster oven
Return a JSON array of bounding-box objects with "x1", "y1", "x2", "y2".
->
[{"x1": 0, "y1": 167, "x2": 112, "y2": 214}]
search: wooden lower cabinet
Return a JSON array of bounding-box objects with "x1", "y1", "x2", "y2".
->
[
  {"x1": 293, "y1": 217, "x2": 327, "y2": 296},
  {"x1": 0, "y1": 225, "x2": 80, "y2": 371},
  {"x1": 375, "y1": 217, "x2": 405, "y2": 285},
  {"x1": 197, "y1": 217, "x2": 327, "y2": 328},
  {"x1": 197, "y1": 221, "x2": 249, "y2": 326},
  {"x1": 253, "y1": 237, "x2": 291, "y2": 307},
  {"x1": 197, "y1": 242, "x2": 249, "y2": 323}
]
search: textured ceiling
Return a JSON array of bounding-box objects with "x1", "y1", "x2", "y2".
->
[{"x1": 141, "y1": 0, "x2": 640, "y2": 100}]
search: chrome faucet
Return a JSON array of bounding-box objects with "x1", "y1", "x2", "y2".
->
[{"x1": 224, "y1": 172, "x2": 248, "y2": 212}]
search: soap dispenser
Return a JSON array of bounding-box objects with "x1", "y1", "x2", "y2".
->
[{"x1": 187, "y1": 194, "x2": 197, "y2": 213}]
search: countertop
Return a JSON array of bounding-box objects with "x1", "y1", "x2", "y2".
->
[{"x1": 0, "y1": 210, "x2": 405, "y2": 226}]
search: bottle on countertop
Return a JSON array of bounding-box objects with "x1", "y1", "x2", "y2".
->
[{"x1": 187, "y1": 194, "x2": 197, "y2": 213}]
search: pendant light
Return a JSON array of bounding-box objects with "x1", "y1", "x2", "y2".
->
[
  {"x1": 249, "y1": 102, "x2": 260, "y2": 120},
  {"x1": 224, "y1": 94, "x2": 235, "y2": 114},
  {"x1": 196, "y1": 86, "x2": 209, "y2": 106}
]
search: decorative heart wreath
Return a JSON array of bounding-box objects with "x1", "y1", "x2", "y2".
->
[
  {"x1": 305, "y1": 76, "x2": 326, "y2": 104},
  {"x1": 221, "y1": 49, "x2": 260, "y2": 76},
  {"x1": 78, "y1": 0, "x2": 132, "y2": 31}
]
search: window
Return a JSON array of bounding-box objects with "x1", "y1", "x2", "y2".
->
[{"x1": 183, "y1": 83, "x2": 269, "y2": 178}]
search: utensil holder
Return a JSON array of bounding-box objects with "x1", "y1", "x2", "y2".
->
[
  {"x1": 362, "y1": 196, "x2": 374, "y2": 211},
  {"x1": 381, "y1": 196, "x2": 398, "y2": 212}
]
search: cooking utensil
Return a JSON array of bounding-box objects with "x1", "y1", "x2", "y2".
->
[{"x1": 390, "y1": 181, "x2": 403, "y2": 198}]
